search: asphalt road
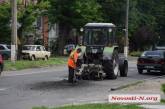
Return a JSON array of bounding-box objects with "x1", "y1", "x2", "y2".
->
[{"x1": 0, "y1": 59, "x2": 164, "y2": 109}]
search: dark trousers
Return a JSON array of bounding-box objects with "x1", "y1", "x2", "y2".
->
[{"x1": 68, "y1": 66, "x2": 74, "y2": 83}]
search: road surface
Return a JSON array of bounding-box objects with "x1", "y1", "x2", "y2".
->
[{"x1": 0, "y1": 59, "x2": 163, "y2": 109}]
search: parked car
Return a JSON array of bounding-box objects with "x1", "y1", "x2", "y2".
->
[
  {"x1": 0, "y1": 44, "x2": 11, "y2": 60},
  {"x1": 137, "y1": 50, "x2": 165, "y2": 74},
  {"x1": 63, "y1": 44, "x2": 75, "y2": 55},
  {"x1": 22, "y1": 45, "x2": 51, "y2": 60},
  {"x1": 0, "y1": 54, "x2": 4, "y2": 75}
]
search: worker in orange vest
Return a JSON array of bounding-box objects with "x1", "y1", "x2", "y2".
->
[{"x1": 67, "y1": 48, "x2": 82, "y2": 83}]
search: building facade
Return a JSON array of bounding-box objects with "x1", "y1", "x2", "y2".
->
[{"x1": 1, "y1": 0, "x2": 58, "y2": 51}]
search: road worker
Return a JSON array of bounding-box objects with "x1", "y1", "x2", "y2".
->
[{"x1": 67, "y1": 48, "x2": 82, "y2": 83}]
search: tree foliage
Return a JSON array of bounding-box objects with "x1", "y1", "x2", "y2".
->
[
  {"x1": 48, "y1": 0, "x2": 102, "y2": 28},
  {"x1": 0, "y1": 0, "x2": 165, "y2": 52},
  {"x1": 48, "y1": 0, "x2": 103, "y2": 54},
  {"x1": 129, "y1": 0, "x2": 164, "y2": 50},
  {"x1": 0, "y1": 2, "x2": 11, "y2": 43},
  {"x1": 0, "y1": 0, "x2": 49, "y2": 44},
  {"x1": 17, "y1": 0, "x2": 50, "y2": 42}
]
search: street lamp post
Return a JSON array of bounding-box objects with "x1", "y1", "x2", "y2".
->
[
  {"x1": 124, "y1": 0, "x2": 129, "y2": 58},
  {"x1": 11, "y1": 0, "x2": 17, "y2": 62}
]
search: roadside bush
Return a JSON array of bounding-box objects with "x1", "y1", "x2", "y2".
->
[
  {"x1": 129, "y1": 51, "x2": 143, "y2": 57},
  {"x1": 161, "y1": 84, "x2": 165, "y2": 94}
]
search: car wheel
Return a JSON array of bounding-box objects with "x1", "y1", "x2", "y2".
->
[
  {"x1": 44, "y1": 55, "x2": 48, "y2": 61},
  {"x1": 138, "y1": 69, "x2": 143, "y2": 74},
  {"x1": 31, "y1": 55, "x2": 35, "y2": 61},
  {"x1": 161, "y1": 68, "x2": 165, "y2": 75},
  {"x1": 147, "y1": 70, "x2": 150, "y2": 73},
  {"x1": 2, "y1": 54, "x2": 9, "y2": 60},
  {"x1": 0, "y1": 64, "x2": 2, "y2": 76}
]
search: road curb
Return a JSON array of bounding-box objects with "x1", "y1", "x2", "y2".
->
[
  {"x1": 110, "y1": 75, "x2": 165, "y2": 91},
  {"x1": 110, "y1": 80, "x2": 143, "y2": 91}
]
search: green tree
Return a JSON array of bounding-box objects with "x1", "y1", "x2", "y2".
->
[
  {"x1": 48, "y1": 0, "x2": 103, "y2": 54},
  {"x1": 97, "y1": 0, "x2": 126, "y2": 26},
  {"x1": 129, "y1": 0, "x2": 159, "y2": 51},
  {"x1": 17, "y1": 0, "x2": 50, "y2": 43},
  {"x1": 150, "y1": 0, "x2": 165, "y2": 39},
  {"x1": 0, "y1": 0, "x2": 49, "y2": 44},
  {"x1": 98, "y1": 0, "x2": 164, "y2": 51},
  {"x1": 0, "y1": 2, "x2": 11, "y2": 43}
]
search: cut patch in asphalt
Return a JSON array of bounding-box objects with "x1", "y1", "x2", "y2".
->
[{"x1": 26, "y1": 79, "x2": 96, "y2": 91}]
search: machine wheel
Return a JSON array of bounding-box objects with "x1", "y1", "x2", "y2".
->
[
  {"x1": 2, "y1": 54, "x2": 9, "y2": 60},
  {"x1": 138, "y1": 69, "x2": 143, "y2": 74},
  {"x1": 106, "y1": 50, "x2": 119, "y2": 79},
  {"x1": 120, "y1": 61, "x2": 128, "y2": 77}
]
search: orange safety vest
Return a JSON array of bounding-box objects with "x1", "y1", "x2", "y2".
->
[{"x1": 68, "y1": 50, "x2": 79, "y2": 69}]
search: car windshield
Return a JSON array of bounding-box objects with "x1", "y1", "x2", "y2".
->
[
  {"x1": 83, "y1": 28, "x2": 108, "y2": 45},
  {"x1": 23, "y1": 46, "x2": 36, "y2": 51},
  {"x1": 7, "y1": 45, "x2": 11, "y2": 49},
  {"x1": 142, "y1": 51, "x2": 163, "y2": 58}
]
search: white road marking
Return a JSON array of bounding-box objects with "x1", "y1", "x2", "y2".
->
[
  {"x1": 129, "y1": 61, "x2": 137, "y2": 64},
  {"x1": 129, "y1": 69, "x2": 137, "y2": 71},
  {"x1": 2, "y1": 68, "x2": 67, "y2": 77},
  {"x1": 4, "y1": 71, "x2": 54, "y2": 76},
  {"x1": 0, "y1": 88, "x2": 8, "y2": 91}
]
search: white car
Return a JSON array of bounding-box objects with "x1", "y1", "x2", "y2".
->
[{"x1": 22, "y1": 45, "x2": 51, "y2": 60}]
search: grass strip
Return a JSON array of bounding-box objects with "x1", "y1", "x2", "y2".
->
[
  {"x1": 161, "y1": 99, "x2": 165, "y2": 104},
  {"x1": 161, "y1": 84, "x2": 165, "y2": 94},
  {"x1": 32, "y1": 103, "x2": 143, "y2": 109},
  {"x1": 4, "y1": 57, "x2": 67, "y2": 71}
]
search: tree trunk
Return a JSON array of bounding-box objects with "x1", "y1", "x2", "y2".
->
[
  {"x1": 58, "y1": 23, "x2": 71, "y2": 55},
  {"x1": 17, "y1": 27, "x2": 23, "y2": 60}
]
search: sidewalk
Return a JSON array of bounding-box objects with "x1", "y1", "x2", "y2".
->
[
  {"x1": 110, "y1": 77, "x2": 165, "y2": 109},
  {"x1": 141, "y1": 104, "x2": 165, "y2": 109}
]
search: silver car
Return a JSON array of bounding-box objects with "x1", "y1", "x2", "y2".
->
[{"x1": 0, "y1": 44, "x2": 11, "y2": 60}]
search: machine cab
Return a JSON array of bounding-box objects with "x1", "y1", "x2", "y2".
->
[{"x1": 83, "y1": 23, "x2": 116, "y2": 46}]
